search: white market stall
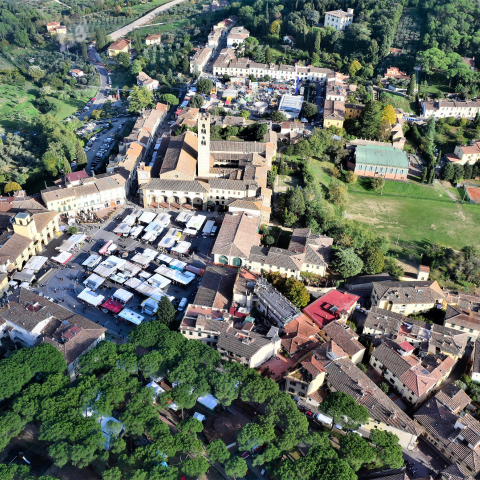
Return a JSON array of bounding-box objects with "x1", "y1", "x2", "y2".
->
[
  {"x1": 131, "y1": 254, "x2": 152, "y2": 268},
  {"x1": 124, "y1": 277, "x2": 143, "y2": 289},
  {"x1": 183, "y1": 228, "x2": 197, "y2": 236},
  {"x1": 51, "y1": 251, "x2": 74, "y2": 264},
  {"x1": 84, "y1": 273, "x2": 105, "y2": 290},
  {"x1": 12, "y1": 270, "x2": 35, "y2": 283},
  {"x1": 176, "y1": 212, "x2": 194, "y2": 223},
  {"x1": 109, "y1": 272, "x2": 128, "y2": 284},
  {"x1": 138, "y1": 270, "x2": 152, "y2": 279},
  {"x1": 122, "y1": 215, "x2": 136, "y2": 227},
  {"x1": 157, "y1": 254, "x2": 172, "y2": 266},
  {"x1": 118, "y1": 261, "x2": 142, "y2": 278},
  {"x1": 83, "y1": 254, "x2": 102, "y2": 269},
  {"x1": 113, "y1": 223, "x2": 131, "y2": 236},
  {"x1": 186, "y1": 215, "x2": 206, "y2": 232},
  {"x1": 156, "y1": 213, "x2": 171, "y2": 227},
  {"x1": 24, "y1": 256, "x2": 48, "y2": 272},
  {"x1": 78, "y1": 287, "x2": 105, "y2": 306},
  {"x1": 58, "y1": 234, "x2": 86, "y2": 252},
  {"x1": 129, "y1": 225, "x2": 144, "y2": 239},
  {"x1": 155, "y1": 265, "x2": 195, "y2": 286},
  {"x1": 171, "y1": 242, "x2": 191, "y2": 255},
  {"x1": 94, "y1": 256, "x2": 127, "y2": 277},
  {"x1": 147, "y1": 273, "x2": 171, "y2": 290},
  {"x1": 118, "y1": 308, "x2": 144, "y2": 325},
  {"x1": 141, "y1": 297, "x2": 158, "y2": 315},
  {"x1": 112, "y1": 288, "x2": 134, "y2": 305},
  {"x1": 157, "y1": 236, "x2": 177, "y2": 250},
  {"x1": 138, "y1": 211, "x2": 157, "y2": 224},
  {"x1": 170, "y1": 259, "x2": 186, "y2": 271},
  {"x1": 144, "y1": 222, "x2": 164, "y2": 235}
]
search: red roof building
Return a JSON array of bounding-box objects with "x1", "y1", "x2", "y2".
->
[
  {"x1": 399, "y1": 341, "x2": 415, "y2": 352},
  {"x1": 302, "y1": 290, "x2": 359, "y2": 328}
]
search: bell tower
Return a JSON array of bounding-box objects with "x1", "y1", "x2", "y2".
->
[{"x1": 197, "y1": 112, "x2": 211, "y2": 178}]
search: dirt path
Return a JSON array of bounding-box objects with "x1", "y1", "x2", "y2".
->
[{"x1": 434, "y1": 181, "x2": 466, "y2": 220}]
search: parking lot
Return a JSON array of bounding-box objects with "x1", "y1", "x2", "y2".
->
[{"x1": 32, "y1": 205, "x2": 222, "y2": 339}]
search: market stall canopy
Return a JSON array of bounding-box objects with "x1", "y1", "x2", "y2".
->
[
  {"x1": 113, "y1": 223, "x2": 131, "y2": 235},
  {"x1": 84, "y1": 273, "x2": 105, "y2": 290},
  {"x1": 83, "y1": 254, "x2": 102, "y2": 269},
  {"x1": 101, "y1": 298, "x2": 123, "y2": 314},
  {"x1": 78, "y1": 287, "x2": 105, "y2": 306},
  {"x1": 171, "y1": 242, "x2": 191, "y2": 254},
  {"x1": 119, "y1": 308, "x2": 144, "y2": 325},
  {"x1": 147, "y1": 273, "x2": 171, "y2": 290},
  {"x1": 12, "y1": 270, "x2": 35, "y2": 283},
  {"x1": 24, "y1": 256, "x2": 48, "y2": 272},
  {"x1": 138, "y1": 211, "x2": 157, "y2": 224},
  {"x1": 124, "y1": 277, "x2": 143, "y2": 289},
  {"x1": 113, "y1": 288, "x2": 133, "y2": 304},
  {"x1": 197, "y1": 394, "x2": 218, "y2": 410},
  {"x1": 57, "y1": 234, "x2": 86, "y2": 252},
  {"x1": 170, "y1": 259, "x2": 186, "y2": 271},
  {"x1": 51, "y1": 251, "x2": 73, "y2": 264},
  {"x1": 118, "y1": 261, "x2": 142, "y2": 277},
  {"x1": 176, "y1": 212, "x2": 194, "y2": 224}
]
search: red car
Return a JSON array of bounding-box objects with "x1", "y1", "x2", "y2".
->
[
  {"x1": 241, "y1": 452, "x2": 250, "y2": 459},
  {"x1": 305, "y1": 410, "x2": 313, "y2": 417},
  {"x1": 91, "y1": 98, "x2": 96, "y2": 101}
]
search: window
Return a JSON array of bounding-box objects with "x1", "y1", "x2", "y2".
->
[
  {"x1": 189, "y1": 332, "x2": 193, "y2": 336},
  {"x1": 182, "y1": 331, "x2": 186, "y2": 334},
  {"x1": 290, "y1": 381, "x2": 297, "y2": 386},
  {"x1": 198, "y1": 333, "x2": 201, "y2": 337}
]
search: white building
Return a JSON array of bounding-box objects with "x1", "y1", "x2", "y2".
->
[
  {"x1": 226, "y1": 26, "x2": 250, "y2": 48},
  {"x1": 421, "y1": 99, "x2": 480, "y2": 119},
  {"x1": 213, "y1": 48, "x2": 334, "y2": 82},
  {"x1": 190, "y1": 47, "x2": 213, "y2": 74},
  {"x1": 136, "y1": 72, "x2": 159, "y2": 90},
  {"x1": 324, "y1": 9, "x2": 354, "y2": 31}
]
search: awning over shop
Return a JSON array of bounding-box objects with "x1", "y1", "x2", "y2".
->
[
  {"x1": 51, "y1": 251, "x2": 73, "y2": 264},
  {"x1": 24, "y1": 256, "x2": 48, "y2": 272}
]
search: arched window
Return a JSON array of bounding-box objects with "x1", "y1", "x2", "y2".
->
[
  {"x1": 232, "y1": 257, "x2": 242, "y2": 267},
  {"x1": 219, "y1": 255, "x2": 228, "y2": 264}
]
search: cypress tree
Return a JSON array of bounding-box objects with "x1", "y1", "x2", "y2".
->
[
  {"x1": 314, "y1": 30, "x2": 321, "y2": 54},
  {"x1": 406, "y1": 75, "x2": 415, "y2": 97}
]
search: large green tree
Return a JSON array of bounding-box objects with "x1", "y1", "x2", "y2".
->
[
  {"x1": 156, "y1": 297, "x2": 176, "y2": 327},
  {"x1": 196, "y1": 78, "x2": 213, "y2": 94},
  {"x1": 129, "y1": 86, "x2": 155, "y2": 114},
  {"x1": 361, "y1": 247, "x2": 385, "y2": 275},
  {"x1": 339, "y1": 433, "x2": 376, "y2": 471},
  {"x1": 319, "y1": 392, "x2": 369, "y2": 430},
  {"x1": 225, "y1": 456, "x2": 248, "y2": 479},
  {"x1": 358, "y1": 101, "x2": 383, "y2": 139},
  {"x1": 370, "y1": 430, "x2": 404, "y2": 469},
  {"x1": 332, "y1": 248, "x2": 364, "y2": 279},
  {"x1": 206, "y1": 439, "x2": 230, "y2": 464}
]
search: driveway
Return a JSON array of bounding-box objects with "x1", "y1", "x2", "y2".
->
[{"x1": 109, "y1": 0, "x2": 187, "y2": 41}]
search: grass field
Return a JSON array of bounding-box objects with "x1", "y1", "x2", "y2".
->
[
  {"x1": 378, "y1": 91, "x2": 416, "y2": 114},
  {"x1": 0, "y1": 83, "x2": 39, "y2": 132},
  {"x1": 0, "y1": 54, "x2": 15, "y2": 70},
  {"x1": 307, "y1": 158, "x2": 480, "y2": 254}
]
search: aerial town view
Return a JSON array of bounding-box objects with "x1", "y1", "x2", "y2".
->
[{"x1": 1, "y1": 0, "x2": 480, "y2": 478}]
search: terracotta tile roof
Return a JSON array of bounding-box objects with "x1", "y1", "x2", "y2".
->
[
  {"x1": 160, "y1": 131, "x2": 197, "y2": 179},
  {"x1": 436, "y1": 384, "x2": 471, "y2": 414},
  {"x1": 109, "y1": 38, "x2": 131, "y2": 51},
  {"x1": 415, "y1": 399, "x2": 480, "y2": 473},
  {"x1": 322, "y1": 320, "x2": 365, "y2": 358},
  {"x1": 281, "y1": 314, "x2": 319, "y2": 355},
  {"x1": 0, "y1": 233, "x2": 32, "y2": 260},
  {"x1": 373, "y1": 280, "x2": 445, "y2": 305},
  {"x1": 211, "y1": 212, "x2": 260, "y2": 259},
  {"x1": 41, "y1": 186, "x2": 76, "y2": 202},
  {"x1": 193, "y1": 265, "x2": 237, "y2": 309},
  {"x1": 441, "y1": 463, "x2": 475, "y2": 480},
  {"x1": 141, "y1": 178, "x2": 209, "y2": 193},
  {"x1": 32, "y1": 211, "x2": 58, "y2": 232}
]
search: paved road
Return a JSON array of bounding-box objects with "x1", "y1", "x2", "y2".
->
[
  {"x1": 109, "y1": 0, "x2": 187, "y2": 40},
  {"x1": 77, "y1": 47, "x2": 110, "y2": 122}
]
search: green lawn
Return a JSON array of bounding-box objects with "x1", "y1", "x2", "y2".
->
[
  {"x1": 278, "y1": 173, "x2": 303, "y2": 188},
  {"x1": 345, "y1": 189, "x2": 480, "y2": 254},
  {"x1": 0, "y1": 54, "x2": 15, "y2": 70},
  {"x1": 378, "y1": 91, "x2": 416, "y2": 114}
]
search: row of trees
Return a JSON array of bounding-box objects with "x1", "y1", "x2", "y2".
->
[{"x1": 0, "y1": 314, "x2": 404, "y2": 479}]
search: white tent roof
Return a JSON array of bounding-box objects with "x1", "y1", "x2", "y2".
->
[
  {"x1": 176, "y1": 212, "x2": 194, "y2": 223},
  {"x1": 113, "y1": 223, "x2": 131, "y2": 235},
  {"x1": 170, "y1": 259, "x2": 186, "y2": 270},
  {"x1": 118, "y1": 261, "x2": 142, "y2": 277},
  {"x1": 118, "y1": 308, "x2": 144, "y2": 325},
  {"x1": 143, "y1": 248, "x2": 158, "y2": 260},
  {"x1": 171, "y1": 241, "x2": 191, "y2": 254},
  {"x1": 144, "y1": 222, "x2": 164, "y2": 234},
  {"x1": 124, "y1": 277, "x2": 143, "y2": 289},
  {"x1": 138, "y1": 211, "x2": 157, "y2": 224},
  {"x1": 12, "y1": 270, "x2": 35, "y2": 283},
  {"x1": 83, "y1": 254, "x2": 102, "y2": 268},
  {"x1": 129, "y1": 225, "x2": 144, "y2": 237},
  {"x1": 122, "y1": 215, "x2": 136, "y2": 226},
  {"x1": 58, "y1": 234, "x2": 86, "y2": 252},
  {"x1": 142, "y1": 297, "x2": 158, "y2": 312},
  {"x1": 193, "y1": 412, "x2": 206, "y2": 422},
  {"x1": 51, "y1": 251, "x2": 73, "y2": 264},
  {"x1": 130, "y1": 254, "x2": 151, "y2": 267},
  {"x1": 113, "y1": 288, "x2": 133, "y2": 303},
  {"x1": 197, "y1": 394, "x2": 218, "y2": 410},
  {"x1": 157, "y1": 236, "x2": 177, "y2": 249},
  {"x1": 78, "y1": 287, "x2": 105, "y2": 306},
  {"x1": 156, "y1": 213, "x2": 171, "y2": 227},
  {"x1": 109, "y1": 273, "x2": 127, "y2": 284},
  {"x1": 155, "y1": 266, "x2": 195, "y2": 285},
  {"x1": 157, "y1": 254, "x2": 172, "y2": 264},
  {"x1": 24, "y1": 256, "x2": 48, "y2": 272},
  {"x1": 147, "y1": 273, "x2": 171, "y2": 290},
  {"x1": 138, "y1": 271, "x2": 152, "y2": 279},
  {"x1": 84, "y1": 273, "x2": 105, "y2": 290},
  {"x1": 146, "y1": 381, "x2": 165, "y2": 397},
  {"x1": 186, "y1": 215, "x2": 206, "y2": 231}
]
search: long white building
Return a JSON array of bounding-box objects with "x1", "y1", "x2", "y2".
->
[{"x1": 213, "y1": 48, "x2": 334, "y2": 82}]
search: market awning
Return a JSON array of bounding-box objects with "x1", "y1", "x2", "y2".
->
[
  {"x1": 112, "y1": 288, "x2": 133, "y2": 304},
  {"x1": 118, "y1": 308, "x2": 144, "y2": 325},
  {"x1": 51, "y1": 251, "x2": 73, "y2": 264},
  {"x1": 101, "y1": 299, "x2": 124, "y2": 314},
  {"x1": 78, "y1": 287, "x2": 105, "y2": 306},
  {"x1": 84, "y1": 273, "x2": 105, "y2": 290},
  {"x1": 12, "y1": 270, "x2": 35, "y2": 283},
  {"x1": 24, "y1": 256, "x2": 48, "y2": 272}
]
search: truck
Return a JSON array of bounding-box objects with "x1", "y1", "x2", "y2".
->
[{"x1": 202, "y1": 220, "x2": 215, "y2": 237}]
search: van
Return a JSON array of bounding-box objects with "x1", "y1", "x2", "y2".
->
[
  {"x1": 210, "y1": 226, "x2": 217, "y2": 236},
  {"x1": 178, "y1": 297, "x2": 187, "y2": 311}
]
